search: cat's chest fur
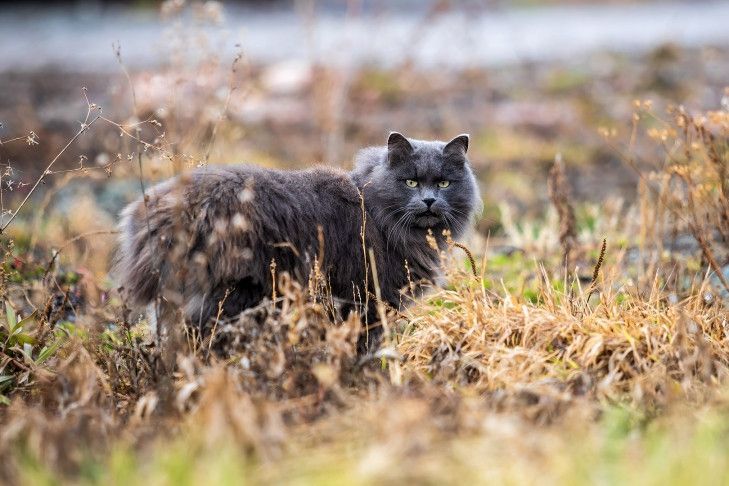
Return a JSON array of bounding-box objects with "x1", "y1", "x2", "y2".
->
[{"x1": 364, "y1": 223, "x2": 442, "y2": 302}]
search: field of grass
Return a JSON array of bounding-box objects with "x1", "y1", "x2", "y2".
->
[{"x1": 1, "y1": 2, "x2": 729, "y2": 485}]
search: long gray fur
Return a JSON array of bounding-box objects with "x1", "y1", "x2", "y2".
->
[{"x1": 115, "y1": 132, "x2": 480, "y2": 347}]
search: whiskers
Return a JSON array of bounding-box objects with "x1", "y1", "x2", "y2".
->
[
  {"x1": 372, "y1": 202, "x2": 471, "y2": 254},
  {"x1": 385, "y1": 208, "x2": 413, "y2": 252},
  {"x1": 443, "y1": 207, "x2": 470, "y2": 237}
]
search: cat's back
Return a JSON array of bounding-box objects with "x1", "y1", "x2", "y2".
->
[
  {"x1": 183, "y1": 163, "x2": 360, "y2": 208},
  {"x1": 121, "y1": 163, "x2": 361, "y2": 241},
  {"x1": 116, "y1": 162, "x2": 362, "y2": 307}
]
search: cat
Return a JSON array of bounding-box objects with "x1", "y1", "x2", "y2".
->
[{"x1": 115, "y1": 132, "x2": 480, "y2": 349}]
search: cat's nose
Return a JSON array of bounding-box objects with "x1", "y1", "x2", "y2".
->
[{"x1": 423, "y1": 198, "x2": 436, "y2": 208}]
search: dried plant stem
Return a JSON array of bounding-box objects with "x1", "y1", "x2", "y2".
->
[
  {"x1": 693, "y1": 228, "x2": 729, "y2": 294},
  {"x1": 203, "y1": 51, "x2": 243, "y2": 164},
  {"x1": 680, "y1": 169, "x2": 729, "y2": 295},
  {"x1": 548, "y1": 153, "x2": 577, "y2": 270},
  {"x1": 270, "y1": 259, "x2": 278, "y2": 302},
  {"x1": 592, "y1": 238, "x2": 607, "y2": 284},
  {"x1": 368, "y1": 247, "x2": 389, "y2": 338},
  {"x1": 453, "y1": 242, "x2": 478, "y2": 278},
  {"x1": 113, "y1": 41, "x2": 138, "y2": 116},
  {"x1": 586, "y1": 238, "x2": 607, "y2": 302},
  {"x1": 0, "y1": 102, "x2": 101, "y2": 234},
  {"x1": 207, "y1": 289, "x2": 231, "y2": 356},
  {"x1": 359, "y1": 185, "x2": 370, "y2": 332}
]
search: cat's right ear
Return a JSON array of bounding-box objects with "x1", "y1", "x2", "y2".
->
[{"x1": 387, "y1": 132, "x2": 413, "y2": 166}]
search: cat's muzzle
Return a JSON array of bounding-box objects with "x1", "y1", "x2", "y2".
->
[{"x1": 414, "y1": 210, "x2": 443, "y2": 228}]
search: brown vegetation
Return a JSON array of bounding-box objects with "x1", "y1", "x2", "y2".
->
[{"x1": 0, "y1": 2, "x2": 728, "y2": 483}]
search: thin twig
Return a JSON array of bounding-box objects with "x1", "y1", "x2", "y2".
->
[
  {"x1": 0, "y1": 99, "x2": 101, "y2": 234},
  {"x1": 207, "y1": 288, "x2": 231, "y2": 356},
  {"x1": 113, "y1": 41, "x2": 138, "y2": 116},
  {"x1": 203, "y1": 50, "x2": 243, "y2": 164}
]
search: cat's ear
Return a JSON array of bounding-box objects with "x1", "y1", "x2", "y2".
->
[
  {"x1": 444, "y1": 134, "x2": 469, "y2": 158},
  {"x1": 387, "y1": 131, "x2": 413, "y2": 166}
]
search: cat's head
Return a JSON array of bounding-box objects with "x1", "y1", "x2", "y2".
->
[{"x1": 354, "y1": 132, "x2": 481, "y2": 243}]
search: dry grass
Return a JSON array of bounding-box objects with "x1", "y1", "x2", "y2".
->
[
  {"x1": 1, "y1": 92, "x2": 728, "y2": 485},
  {"x1": 0, "y1": 3, "x2": 728, "y2": 483},
  {"x1": 400, "y1": 265, "x2": 728, "y2": 416}
]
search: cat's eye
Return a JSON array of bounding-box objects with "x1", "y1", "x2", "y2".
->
[
  {"x1": 438, "y1": 180, "x2": 450, "y2": 188},
  {"x1": 405, "y1": 179, "x2": 418, "y2": 188}
]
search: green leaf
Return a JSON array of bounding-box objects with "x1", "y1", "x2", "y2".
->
[
  {"x1": 0, "y1": 394, "x2": 9, "y2": 406},
  {"x1": 0, "y1": 375, "x2": 13, "y2": 386},
  {"x1": 17, "y1": 311, "x2": 37, "y2": 329},
  {"x1": 22, "y1": 343, "x2": 33, "y2": 364},
  {"x1": 12, "y1": 332, "x2": 36, "y2": 346},
  {"x1": 4, "y1": 303, "x2": 17, "y2": 332},
  {"x1": 36, "y1": 337, "x2": 65, "y2": 364}
]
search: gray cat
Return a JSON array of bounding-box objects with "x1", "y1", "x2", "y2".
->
[{"x1": 115, "y1": 132, "x2": 480, "y2": 349}]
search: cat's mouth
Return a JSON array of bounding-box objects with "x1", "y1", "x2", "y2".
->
[{"x1": 414, "y1": 210, "x2": 443, "y2": 228}]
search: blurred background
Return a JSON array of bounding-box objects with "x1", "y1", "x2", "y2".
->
[{"x1": 1, "y1": 0, "x2": 728, "y2": 277}]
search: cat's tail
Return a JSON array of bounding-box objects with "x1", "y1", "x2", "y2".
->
[
  {"x1": 115, "y1": 196, "x2": 163, "y2": 306},
  {"x1": 114, "y1": 178, "x2": 181, "y2": 307}
]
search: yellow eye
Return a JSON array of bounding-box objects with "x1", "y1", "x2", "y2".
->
[
  {"x1": 405, "y1": 179, "x2": 418, "y2": 188},
  {"x1": 438, "y1": 180, "x2": 450, "y2": 188}
]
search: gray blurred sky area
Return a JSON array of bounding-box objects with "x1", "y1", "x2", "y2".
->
[{"x1": 0, "y1": 1, "x2": 728, "y2": 71}]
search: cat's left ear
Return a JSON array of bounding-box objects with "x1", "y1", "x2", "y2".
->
[
  {"x1": 387, "y1": 131, "x2": 413, "y2": 166},
  {"x1": 444, "y1": 134, "x2": 469, "y2": 157}
]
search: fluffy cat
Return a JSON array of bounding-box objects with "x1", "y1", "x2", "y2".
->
[{"x1": 115, "y1": 132, "x2": 480, "y2": 348}]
